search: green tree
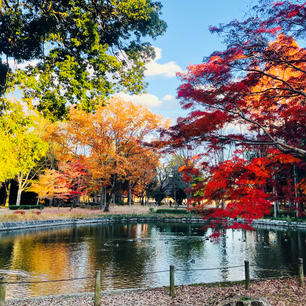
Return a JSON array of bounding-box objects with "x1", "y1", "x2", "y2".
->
[{"x1": 1, "y1": 0, "x2": 166, "y2": 120}]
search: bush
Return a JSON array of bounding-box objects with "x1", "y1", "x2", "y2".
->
[
  {"x1": 9, "y1": 205, "x2": 44, "y2": 210},
  {"x1": 277, "y1": 210, "x2": 296, "y2": 218},
  {"x1": 13, "y1": 210, "x2": 25, "y2": 215},
  {"x1": 155, "y1": 208, "x2": 191, "y2": 215},
  {"x1": 90, "y1": 202, "x2": 101, "y2": 206},
  {"x1": 149, "y1": 207, "x2": 154, "y2": 213}
]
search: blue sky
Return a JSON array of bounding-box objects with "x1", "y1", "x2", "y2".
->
[
  {"x1": 8, "y1": 0, "x2": 253, "y2": 123},
  {"x1": 122, "y1": 0, "x2": 252, "y2": 122}
]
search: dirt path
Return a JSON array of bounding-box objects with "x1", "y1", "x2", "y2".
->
[
  {"x1": 6, "y1": 278, "x2": 304, "y2": 305},
  {"x1": 0, "y1": 205, "x2": 158, "y2": 222}
]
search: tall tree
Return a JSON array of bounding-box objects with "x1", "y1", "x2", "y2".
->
[
  {"x1": 1, "y1": 0, "x2": 166, "y2": 120},
  {"x1": 158, "y1": 1, "x2": 306, "y2": 231},
  {"x1": 0, "y1": 102, "x2": 49, "y2": 205},
  {"x1": 55, "y1": 97, "x2": 168, "y2": 211},
  {"x1": 0, "y1": 124, "x2": 18, "y2": 185},
  {"x1": 124, "y1": 149, "x2": 160, "y2": 206}
]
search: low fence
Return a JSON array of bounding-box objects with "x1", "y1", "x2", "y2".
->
[{"x1": 0, "y1": 258, "x2": 304, "y2": 305}]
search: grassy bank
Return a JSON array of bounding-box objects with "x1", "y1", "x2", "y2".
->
[{"x1": 0, "y1": 206, "x2": 196, "y2": 223}]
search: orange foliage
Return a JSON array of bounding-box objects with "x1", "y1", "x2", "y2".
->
[{"x1": 53, "y1": 97, "x2": 168, "y2": 200}]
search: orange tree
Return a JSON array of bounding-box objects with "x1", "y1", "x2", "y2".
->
[
  {"x1": 56, "y1": 97, "x2": 168, "y2": 211},
  {"x1": 29, "y1": 157, "x2": 90, "y2": 206},
  {"x1": 124, "y1": 149, "x2": 160, "y2": 206}
]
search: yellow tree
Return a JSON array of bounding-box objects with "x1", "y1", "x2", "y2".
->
[
  {"x1": 0, "y1": 128, "x2": 18, "y2": 184},
  {"x1": 0, "y1": 125, "x2": 19, "y2": 206},
  {"x1": 0, "y1": 102, "x2": 49, "y2": 206}
]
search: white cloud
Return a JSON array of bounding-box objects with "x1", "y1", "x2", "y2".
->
[
  {"x1": 153, "y1": 47, "x2": 162, "y2": 61},
  {"x1": 116, "y1": 93, "x2": 163, "y2": 108},
  {"x1": 7, "y1": 59, "x2": 39, "y2": 71},
  {"x1": 162, "y1": 94, "x2": 175, "y2": 102},
  {"x1": 145, "y1": 47, "x2": 183, "y2": 78}
]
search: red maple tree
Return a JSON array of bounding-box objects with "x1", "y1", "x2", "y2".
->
[
  {"x1": 57, "y1": 157, "x2": 90, "y2": 206},
  {"x1": 158, "y1": 1, "x2": 306, "y2": 232}
]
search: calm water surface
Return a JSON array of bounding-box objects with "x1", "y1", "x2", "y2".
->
[{"x1": 0, "y1": 222, "x2": 305, "y2": 298}]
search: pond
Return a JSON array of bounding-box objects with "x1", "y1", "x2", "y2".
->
[{"x1": 0, "y1": 222, "x2": 305, "y2": 299}]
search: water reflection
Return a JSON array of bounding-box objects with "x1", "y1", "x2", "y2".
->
[{"x1": 0, "y1": 223, "x2": 304, "y2": 298}]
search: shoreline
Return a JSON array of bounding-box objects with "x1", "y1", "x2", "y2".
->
[
  {"x1": 1, "y1": 214, "x2": 306, "y2": 232},
  {"x1": 1, "y1": 211, "x2": 305, "y2": 305}
]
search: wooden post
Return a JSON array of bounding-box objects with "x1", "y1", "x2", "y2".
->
[
  {"x1": 0, "y1": 277, "x2": 6, "y2": 306},
  {"x1": 94, "y1": 270, "x2": 101, "y2": 306},
  {"x1": 170, "y1": 265, "x2": 175, "y2": 298},
  {"x1": 244, "y1": 260, "x2": 250, "y2": 290},
  {"x1": 298, "y1": 258, "x2": 304, "y2": 287}
]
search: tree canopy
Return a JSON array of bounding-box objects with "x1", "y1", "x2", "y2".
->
[
  {"x1": 0, "y1": 101, "x2": 49, "y2": 205},
  {"x1": 0, "y1": 0, "x2": 166, "y2": 119},
  {"x1": 48, "y1": 97, "x2": 168, "y2": 210}
]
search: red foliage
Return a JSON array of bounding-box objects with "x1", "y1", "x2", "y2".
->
[
  {"x1": 14, "y1": 211, "x2": 25, "y2": 215},
  {"x1": 159, "y1": 1, "x2": 306, "y2": 233},
  {"x1": 57, "y1": 157, "x2": 90, "y2": 201}
]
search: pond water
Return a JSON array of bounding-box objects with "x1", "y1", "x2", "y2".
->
[{"x1": 0, "y1": 222, "x2": 305, "y2": 299}]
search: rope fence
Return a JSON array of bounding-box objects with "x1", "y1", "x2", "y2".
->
[
  {"x1": 175, "y1": 264, "x2": 247, "y2": 272},
  {"x1": 0, "y1": 258, "x2": 304, "y2": 306},
  {"x1": 0, "y1": 276, "x2": 93, "y2": 285}
]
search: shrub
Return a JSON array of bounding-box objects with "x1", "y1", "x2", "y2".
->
[
  {"x1": 9, "y1": 205, "x2": 44, "y2": 210},
  {"x1": 13, "y1": 210, "x2": 25, "y2": 215},
  {"x1": 155, "y1": 208, "x2": 191, "y2": 215},
  {"x1": 117, "y1": 200, "x2": 125, "y2": 206}
]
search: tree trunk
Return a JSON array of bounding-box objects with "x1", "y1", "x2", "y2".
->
[
  {"x1": 104, "y1": 203, "x2": 110, "y2": 212},
  {"x1": 4, "y1": 181, "x2": 11, "y2": 207},
  {"x1": 272, "y1": 177, "x2": 277, "y2": 218},
  {"x1": 128, "y1": 181, "x2": 132, "y2": 207},
  {"x1": 293, "y1": 165, "x2": 298, "y2": 218},
  {"x1": 104, "y1": 196, "x2": 110, "y2": 212},
  {"x1": 16, "y1": 187, "x2": 22, "y2": 206},
  {"x1": 274, "y1": 202, "x2": 277, "y2": 218},
  {"x1": 100, "y1": 186, "x2": 105, "y2": 209}
]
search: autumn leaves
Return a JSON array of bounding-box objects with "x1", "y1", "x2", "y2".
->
[
  {"x1": 163, "y1": 1, "x2": 306, "y2": 230},
  {"x1": 26, "y1": 98, "x2": 168, "y2": 209}
]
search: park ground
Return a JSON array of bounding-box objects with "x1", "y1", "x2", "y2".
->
[
  {"x1": 0, "y1": 205, "x2": 157, "y2": 222},
  {"x1": 6, "y1": 277, "x2": 305, "y2": 305}
]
